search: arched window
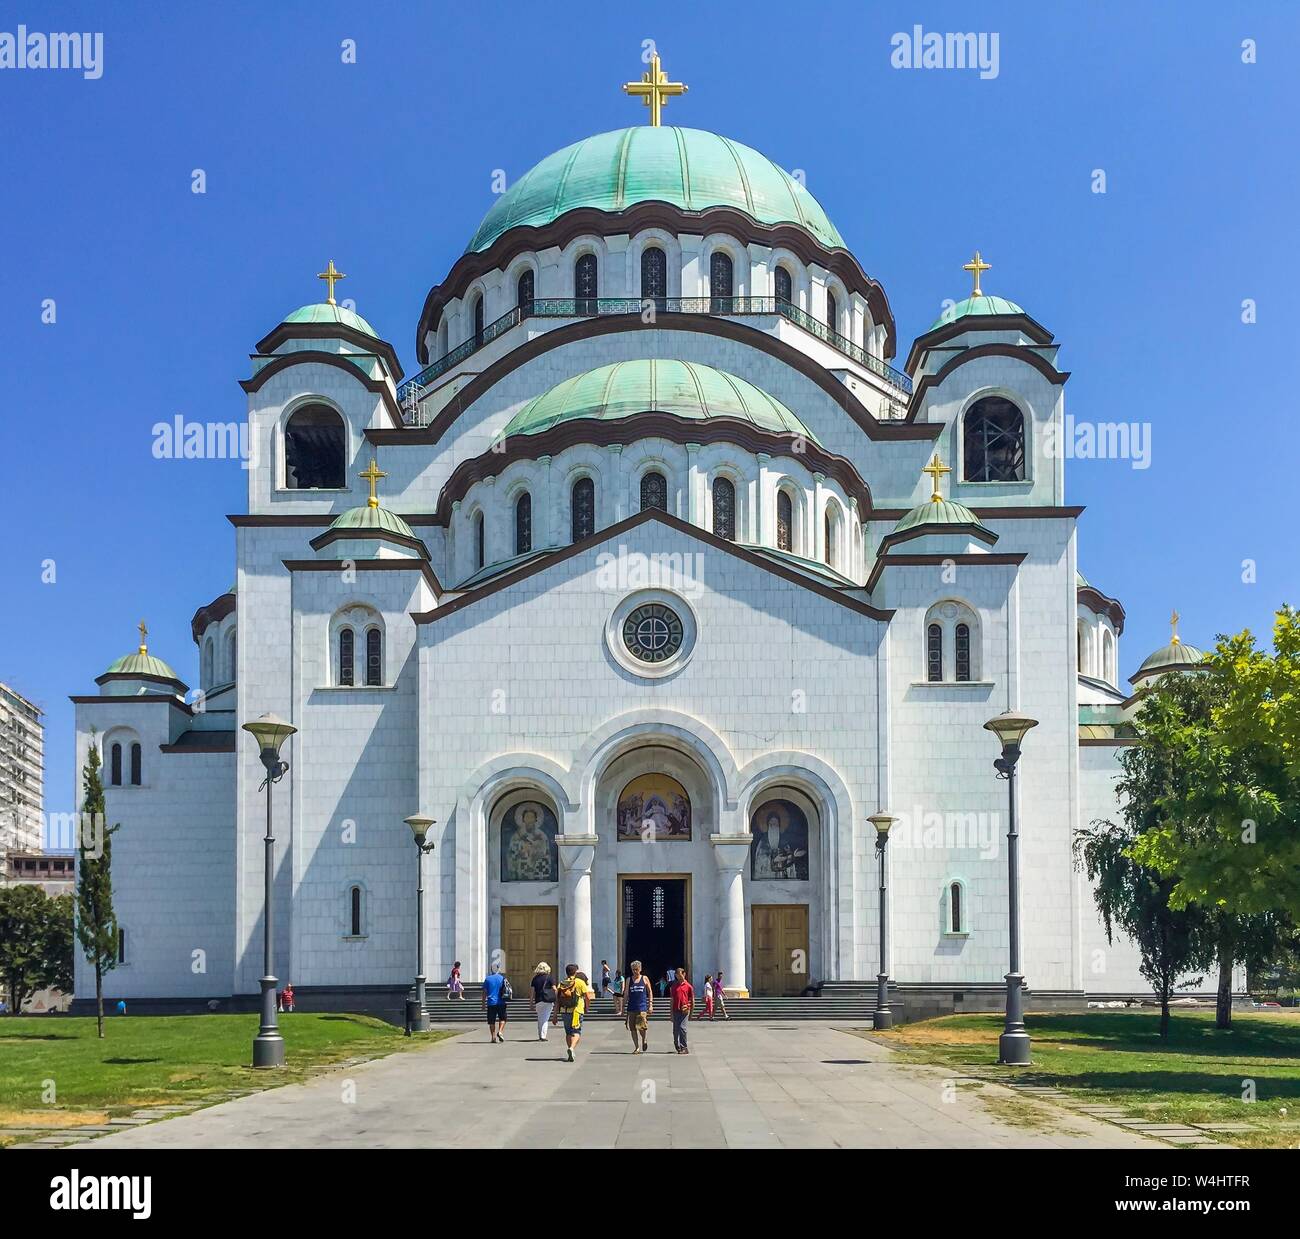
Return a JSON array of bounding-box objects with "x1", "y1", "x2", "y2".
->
[
  {"x1": 571, "y1": 477, "x2": 595, "y2": 542},
  {"x1": 575, "y1": 253, "x2": 598, "y2": 315},
  {"x1": 1102, "y1": 628, "x2": 1116, "y2": 685},
  {"x1": 202, "y1": 638, "x2": 214, "y2": 687},
  {"x1": 948, "y1": 881, "x2": 964, "y2": 934},
  {"x1": 774, "y1": 265, "x2": 793, "y2": 306},
  {"x1": 712, "y1": 477, "x2": 736, "y2": 541},
  {"x1": 472, "y1": 294, "x2": 485, "y2": 345},
  {"x1": 338, "y1": 628, "x2": 355, "y2": 687},
  {"x1": 226, "y1": 629, "x2": 237, "y2": 682},
  {"x1": 640, "y1": 471, "x2": 667, "y2": 512},
  {"x1": 365, "y1": 628, "x2": 381, "y2": 687},
  {"x1": 284, "y1": 404, "x2": 346, "y2": 490},
  {"x1": 964, "y1": 396, "x2": 1026, "y2": 482},
  {"x1": 116, "y1": 927, "x2": 127, "y2": 964},
  {"x1": 955, "y1": 623, "x2": 972, "y2": 682},
  {"x1": 516, "y1": 269, "x2": 534, "y2": 316},
  {"x1": 1077, "y1": 621, "x2": 1088, "y2": 676},
  {"x1": 927, "y1": 624, "x2": 944, "y2": 682},
  {"x1": 641, "y1": 246, "x2": 667, "y2": 307},
  {"x1": 515, "y1": 491, "x2": 532, "y2": 555},
  {"x1": 130, "y1": 743, "x2": 142, "y2": 787},
  {"x1": 776, "y1": 490, "x2": 793, "y2": 552},
  {"x1": 826, "y1": 290, "x2": 839, "y2": 334},
  {"x1": 709, "y1": 251, "x2": 733, "y2": 312},
  {"x1": 109, "y1": 743, "x2": 122, "y2": 787},
  {"x1": 349, "y1": 886, "x2": 362, "y2": 936},
  {"x1": 474, "y1": 511, "x2": 485, "y2": 569},
  {"x1": 824, "y1": 510, "x2": 837, "y2": 567}
]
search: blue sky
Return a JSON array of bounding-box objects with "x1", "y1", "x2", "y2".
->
[{"x1": 2, "y1": 2, "x2": 1296, "y2": 828}]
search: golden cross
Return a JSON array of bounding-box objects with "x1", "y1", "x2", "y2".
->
[
  {"x1": 138, "y1": 620, "x2": 149, "y2": 654},
  {"x1": 962, "y1": 250, "x2": 991, "y2": 298},
  {"x1": 317, "y1": 259, "x2": 346, "y2": 306},
  {"x1": 922, "y1": 453, "x2": 951, "y2": 503},
  {"x1": 359, "y1": 457, "x2": 387, "y2": 509},
  {"x1": 622, "y1": 52, "x2": 687, "y2": 127},
  {"x1": 1170, "y1": 609, "x2": 1181, "y2": 645}
]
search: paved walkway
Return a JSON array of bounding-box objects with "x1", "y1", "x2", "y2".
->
[{"x1": 85, "y1": 1020, "x2": 1161, "y2": 1149}]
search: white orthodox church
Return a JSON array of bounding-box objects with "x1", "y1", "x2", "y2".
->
[{"x1": 73, "y1": 60, "x2": 1222, "y2": 1019}]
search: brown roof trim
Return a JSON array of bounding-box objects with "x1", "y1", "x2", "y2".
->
[
  {"x1": 874, "y1": 521, "x2": 1000, "y2": 558},
  {"x1": 190, "y1": 590, "x2": 236, "y2": 643},
  {"x1": 283, "y1": 557, "x2": 443, "y2": 597},
  {"x1": 413, "y1": 508, "x2": 893, "y2": 625},
  {"x1": 240, "y1": 352, "x2": 404, "y2": 429},
  {"x1": 865, "y1": 551, "x2": 1027, "y2": 594},
  {"x1": 1079, "y1": 736, "x2": 1138, "y2": 747},
  {"x1": 865, "y1": 505, "x2": 1085, "y2": 523},
  {"x1": 254, "y1": 322, "x2": 405, "y2": 382},
  {"x1": 160, "y1": 732, "x2": 237, "y2": 754},
  {"x1": 93, "y1": 671, "x2": 189, "y2": 692},
  {"x1": 1077, "y1": 585, "x2": 1126, "y2": 636},
  {"x1": 227, "y1": 513, "x2": 434, "y2": 528},
  {"x1": 372, "y1": 315, "x2": 942, "y2": 449},
  {"x1": 307, "y1": 526, "x2": 432, "y2": 559},
  {"x1": 907, "y1": 343, "x2": 1070, "y2": 416},
  {"x1": 903, "y1": 311, "x2": 1055, "y2": 375},
  {"x1": 70, "y1": 694, "x2": 193, "y2": 714},
  {"x1": 417, "y1": 201, "x2": 898, "y2": 363},
  {"x1": 432, "y1": 414, "x2": 872, "y2": 524}
]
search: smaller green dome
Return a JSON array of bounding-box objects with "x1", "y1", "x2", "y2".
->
[
  {"x1": 894, "y1": 497, "x2": 990, "y2": 537},
  {"x1": 328, "y1": 504, "x2": 416, "y2": 540},
  {"x1": 104, "y1": 650, "x2": 182, "y2": 682},
  {"x1": 930, "y1": 294, "x2": 1025, "y2": 331},
  {"x1": 283, "y1": 302, "x2": 378, "y2": 338},
  {"x1": 1132, "y1": 639, "x2": 1207, "y2": 682},
  {"x1": 1076, "y1": 569, "x2": 1091, "y2": 589}
]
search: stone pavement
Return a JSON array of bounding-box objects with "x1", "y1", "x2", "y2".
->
[{"x1": 82, "y1": 1020, "x2": 1164, "y2": 1150}]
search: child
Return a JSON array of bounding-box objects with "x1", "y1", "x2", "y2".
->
[
  {"x1": 448, "y1": 960, "x2": 465, "y2": 1000},
  {"x1": 702, "y1": 974, "x2": 715, "y2": 1020}
]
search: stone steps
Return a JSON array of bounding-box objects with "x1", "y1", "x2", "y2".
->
[{"x1": 420, "y1": 994, "x2": 879, "y2": 1023}]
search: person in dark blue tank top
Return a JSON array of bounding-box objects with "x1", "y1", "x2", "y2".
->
[{"x1": 624, "y1": 959, "x2": 653, "y2": 1053}]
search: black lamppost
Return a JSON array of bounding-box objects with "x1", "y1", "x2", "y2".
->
[
  {"x1": 983, "y1": 710, "x2": 1038, "y2": 1066},
  {"x1": 404, "y1": 814, "x2": 436, "y2": 1034},
  {"x1": 240, "y1": 713, "x2": 297, "y2": 1069},
  {"x1": 868, "y1": 813, "x2": 897, "y2": 1029}
]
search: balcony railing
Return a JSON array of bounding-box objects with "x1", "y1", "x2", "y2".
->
[{"x1": 397, "y1": 295, "x2": 912, "y2": 422}]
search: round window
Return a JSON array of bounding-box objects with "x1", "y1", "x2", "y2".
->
[{"x1": 622, "y1": 603, "x2": 684, "y2": 664}]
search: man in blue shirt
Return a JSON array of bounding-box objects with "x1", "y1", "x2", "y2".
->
[{"x1": 482, "y1": 964, "x2": 508, "y2": 1042}]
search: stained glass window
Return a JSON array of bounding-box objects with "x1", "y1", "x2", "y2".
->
[
  {"x1": 339, "y1": 628, "x2": 354, "y2": 686},
  {"x1": 575, "y1": 253, "x2": 598, "y2": 315},
  {"x1": 774, "y1": 265, "x2": 793, "y2": 306},
  {"x1": 365, "y1": 628, "x2": 381, "y2": 687},
  {"x1": 955, "y1": 623, "x2": 971, "y2": 682},
  {"x1": 571, "y1": 477, "x2": 595, "y2": 541},
  {"x1": 710, "y1": 250, "x2": 733, "y2": 312},
  {"x1": 516, "y1": 269, "x2": 534, "y2": 315},
  {"x1": 640, "y1": 471, "x2": 667, "y2": 512},
  {"x1": 515, "y1": 492, "x2": 532, "y2": 555},
  {"x1": 776, "y1": 490, "x2": 793, "y2": 551},
  {"x1": 927, "y1": 623, "x2": 943, "y2": 682},
  {"x1": 641, "y1": 246, "x2": 667, "y2": 305},
  {"x1": 713, "y1": 477, "x2": 735, "y2": 541}
]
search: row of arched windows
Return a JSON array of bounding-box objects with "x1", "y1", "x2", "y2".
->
[
  {"x1": 108, "y1": 741, "x2": 142, "y2": 787},
  {"x1": 201, "y1": 628, "x2": 237, "y2": 687},
  {"x1": 337, "y1": 626, "x2": 383, "y2": 687}
]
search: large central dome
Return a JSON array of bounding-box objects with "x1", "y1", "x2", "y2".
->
[{"x1": 468, "y1": 126, "x2": 845, "y2": 253}]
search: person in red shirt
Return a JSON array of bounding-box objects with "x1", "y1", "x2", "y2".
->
[{"x1": 671, "y1": 966, "x2": 694, "y2": 1054}]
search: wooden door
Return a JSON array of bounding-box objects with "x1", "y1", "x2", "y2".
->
[
  {"x1": 751, "y1": 905, "x2": 810, "y2": 996},
  {"x1": 500, "y1": 906, "x2": 558, "y2": 994}
]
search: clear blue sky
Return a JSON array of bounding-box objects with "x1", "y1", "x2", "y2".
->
[{"x1": 3, "y1": 2, "x2": 1297, "y2": 830}]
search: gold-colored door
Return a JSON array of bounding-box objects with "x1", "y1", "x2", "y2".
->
[
  {"x1": 501, "y1": 906, "x2": 558, "y2": 994},
  {"x1": 751, "y1": 905, "x2": 810, "y2": 996}
]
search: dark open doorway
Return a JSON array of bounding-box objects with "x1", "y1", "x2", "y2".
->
[{"x1": 621, "y1": 877, "x2": 688, "y2": 992}]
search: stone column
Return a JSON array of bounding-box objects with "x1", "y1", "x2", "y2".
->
[
  {"x1": 537, "y1": 454, "x2": 552, "y2": 548},
  {"x1": 755, "y1": 453, "x2": 771, "y2": 545},
  {"x1": 710, "y1": 835, "x2": 751, "y2": 997},
  {"x1": 813, "y1": 473, "x2": 826, "y2": 562},
  {"x1": 557, "y1": 836, "x2": 598, "y2": 979},
  {"x1": 686, "y1": 442, "x2": 702, "y2": 526}
]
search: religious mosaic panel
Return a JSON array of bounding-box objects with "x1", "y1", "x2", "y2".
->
[
  {"x1": 616, "y1": 774, "x2": 691, "y2": 842},
  {"x1": 749, "y1": 798, "x2": 810, "y2": 880},
  {"x1": 500, "y1": 800, "x2": 559, "y2": 882}
]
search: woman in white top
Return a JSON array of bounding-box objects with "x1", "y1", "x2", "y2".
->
[{"x1": 529, "y1": 962, "x2": 556, "y2": 1040}]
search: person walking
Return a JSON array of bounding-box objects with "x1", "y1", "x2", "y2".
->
[
  {"x1": 702, "y1": 975, "x2": 715, "y2": 1021},
  {"x1": 552, "y1": 963, "x2": 592, "y2": 1062},
  {"x1": 623, "y1": 960, "x2": 652, "y2": 1053},
  {"x1": 612, "y1": 969, "x2": 625, "y2": 1016},
  {"x1": 714, "y1": 971, "x2": 729, "y2": 1020},
  {"x1": 282, "y1": 982, "x2": 296, "y2": 1013},
  {"x1": 670, "y1": 966, "x2": 694, "y2": 1054},
  {"x1": 448, "y1": 960, "x2": 465, "y2": 1001},
  {"x1": 482, "y1": 963, "x2": 508, "y2": 1043},
  {"x1": 530, "y1": 962, "x2": 556, "y2": 1040},
  {"x1": 600, "y1": 960, "x2": 612, "y2": 1004}
]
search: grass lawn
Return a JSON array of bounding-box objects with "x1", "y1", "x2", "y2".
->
[
  {"x1": 0, "y1": 1013, "x2": 452, "y2": 1145},
  {"x1": 869, "y1": 1009, "x2": 1300, "y2": 1149}
]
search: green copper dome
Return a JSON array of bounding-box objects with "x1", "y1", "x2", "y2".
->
[
  {"x1": 283, "y1": 302, "x2": 378, "y2": 338},
  {"x1": 469, "y1": 127, "x2": 845, "y2": 253},
  {"x1": 1076, "y1": 570, "x2": 1090, "y2": 589},
  {"x1": 503, "y1": 359, "x2": 819, "y2": 444},
  {"x1": 327, "y1": 505, "x2": 417, "y2": 540},
  {"x1": 1132, "y1": 639, "x2": 1207, "y2": 683},
  {"x1": 929, "y1": 294, "x2": 1025, "y2": 331},
  {"x1": 893, "y1": 497, "x2": 990, "y2": 537},
  {"x1": 103, "y1": 650, "x2": 182, "y2": 683}
]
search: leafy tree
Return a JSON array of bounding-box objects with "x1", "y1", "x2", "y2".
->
[
  {"x1": 75, "y1": 736, "x2": 118, "y2": 1038},
  {"x1": 0, "y1": 885, "x2": 73, "y2": 1012}
]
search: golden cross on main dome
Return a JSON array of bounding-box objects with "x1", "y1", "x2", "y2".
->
[
  {"x1": 359, "y1": 457, "x2": 387, "y2": 509},
  {"x1": 623, "y1": 52, "x2": 687, "y2": 127},
  {"x1": 1170, "y1": 609, "x2": 1181, "y2": 645},
  {"x1": 317, "y1": 259, "x2": 346, "y2": 306},
  {"x1": 922, "y1": 453, "x2": 951, "y2": 503},
  {"x1": 137, "y1": 619, "x2": 149, "y2": 655},
  {"x1": 962, "y1": 250, "x2": 991, "y2": 299}
]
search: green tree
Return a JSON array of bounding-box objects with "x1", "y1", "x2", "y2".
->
[
  {"x1": 0, "y1": 885, "x2": 74, "y2": 1011},
  {"x1": 75, "y1": 736, "x2": 118, "y2": 1038}
]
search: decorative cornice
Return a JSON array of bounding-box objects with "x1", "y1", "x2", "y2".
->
[
  {"x1": 864, "y1": 551, "x2": 1027, "y2": 594},
  {"x1": 92, "y1": 671, "x2": 188, "y2": 692},
  {"x1": 906, "y1": 343, "x2": 1070, "y2": 416},
  {"x1": 864, "y1": 505, "x2": 1085, "y2": 522},
  {"x1": 254, "y1": 322, "x2": 405, "y2": 382},
  {"x1": 307, "y1": 527, "x2": 431, "y2": 559},
  {"x1": 416, "y1": 201, "x2": 898, "y2": 363},
  {"x1": 1077, "y1": 584, "x2": 1126, "y2": 636},
  {"x1": 282, "y1": 557, "x2": 443, "y2": 596},
  {"x1": 874, "y1": 521, "x2": 1000, "y2": 558},
  {"x1": 371, "y1": 315, "x2": 942, "y2": 449},
  {"x1": 70, "y1": 694, "x2": 193, "y2": 714},
  {"x1": 240, "y1": 351, "x2": 404, "y2": 428},
  {"x1": 413, "y1": 508, "x2": 894, "y2": 626},
  {"x1": 903, "y1": 311, "x2": 1055, "y2": 376}
]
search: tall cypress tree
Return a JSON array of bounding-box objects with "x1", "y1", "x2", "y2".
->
[{"x1": 75, "y1": 735, "x2": 119, "y2": 1039}]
